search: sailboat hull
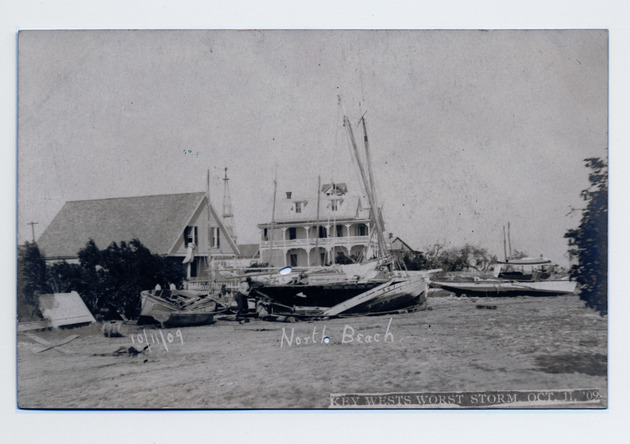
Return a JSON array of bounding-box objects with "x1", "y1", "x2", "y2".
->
[
  {"x1": 431, "y1": 279, "x2": 577, "y2": 297},
  {"x1": 255, "y1": 276, "x2": 428, "y2": 315},
  {"x1": 252, "y1": 282, "x2": 382, "y2": 309}
]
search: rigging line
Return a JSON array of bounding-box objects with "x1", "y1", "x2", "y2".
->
[
  {"x1": 339, "y1": 96, "x2": 365, "y2": 192},
  {"x1": 342, "y1": 118, "x2": 368, "y2": 202},
  {"x1": 331, "y1": 95, "x2": 342, "y2": 169},
  {"x1": 344, "y1": 115, "x2": 386, "y2": 258}
]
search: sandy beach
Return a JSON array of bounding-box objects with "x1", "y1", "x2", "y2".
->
[{"x1": 17, "y1": 294, "x2": 607, "y2": 410}]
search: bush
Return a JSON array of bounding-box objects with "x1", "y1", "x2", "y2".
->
[
  {"x1": 565, "y1": 157, "x2": 608, "y2": 316},
  {"x1": 21, "y1": 239, "x2": 186, "y2": 321},
  {"x1": 409, "y1": 243, "x2": 498, "y2": 272},
  {"x1": 16, "y1": 242, "x2": 46, "y2": 321}
]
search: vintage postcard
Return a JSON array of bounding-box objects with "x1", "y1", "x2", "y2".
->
[{"x1": 16, "y1": 29, "x2": 607, "y2": 410}]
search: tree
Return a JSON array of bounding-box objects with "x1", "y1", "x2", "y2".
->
[
  {"x1": 51, "y1": 239, "x2": 185, "y2": 320},
  {"x1": 459, "y1": 244, "x2": 498, "y2": 271},
  {"x1": 565, "y1": 157, "x2": 608, "y2": 316},
  {"x1": 401, "y1": 251, "x2": 433, "y2": 271},
  {"x1": 17, "y1": 242, "x2": 47, "y2": 321},
  {"x1": 408, "y1": 242, "x2": 497, "y2": 272},
  {"x1": 510, "y1": 249, "x2": 528, "y2": 260}
]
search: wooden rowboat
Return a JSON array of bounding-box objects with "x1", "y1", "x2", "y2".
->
[{"x1": 138, "y1": 289, "x2": 226, "y2": 327}]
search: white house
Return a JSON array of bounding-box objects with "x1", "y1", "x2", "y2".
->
[{"x1": 257, "y1": 183, "x2": 381, "y2": 267}]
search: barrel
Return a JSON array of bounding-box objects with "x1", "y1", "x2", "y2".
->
[{"x1": 102, "y1": 321, "x2": 126, "y2": 337}]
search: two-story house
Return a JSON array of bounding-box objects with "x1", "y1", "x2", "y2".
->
[{"x1": 257, "y1": 183, "x2": 380, "y2": 268}]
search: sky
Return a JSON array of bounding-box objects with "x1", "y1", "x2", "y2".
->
[{"x1": 17, "y1": 29, "x2": 608, "y2": 266}]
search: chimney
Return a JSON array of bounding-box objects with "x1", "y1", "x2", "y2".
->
[{"x1": 286, "y1": 191, "x2": 292, "y2": 199}]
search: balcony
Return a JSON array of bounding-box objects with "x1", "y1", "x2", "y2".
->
[{"x1": 260, "y1": 235, "x2": 372, "y2": 250}]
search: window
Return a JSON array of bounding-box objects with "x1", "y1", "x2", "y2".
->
[
  {"x1": 330, "y1": 199, "x2": 338, "y2": 211},
  {"x1": 295, "y1": 202, "x2": 302, "y2": 213},
  {"x1": 318, "y1": 226, "x2": 327, "y2": 238},
  {"x1": 336, "y1": 225, "x2": 344, "y2": 238},
  {"x1": 358, "y1": 224, "x2": 367, "y2": 236},
  {"x1": 211, "y1": 227, "x2": 220, "y2": 248},
  {"x1": 263, "y1": 228, "x2": 268, "y2": 241},
  {"x1": 184, "y1": 226, "x2": 198, "y2": 247},
  {"x1": 289, "y1": 227, "x2": 297, "y2": 240},
  {"x1": 290, "y1": 253, "x2": 298, "y2": 267}
]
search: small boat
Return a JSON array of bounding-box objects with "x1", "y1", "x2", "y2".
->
[
  {"x1": 138, "y1": 289, "x2": 226, "y2": 327},
  {"x1": 431, "y1": 257, "x2": 577, "y2": 297}
]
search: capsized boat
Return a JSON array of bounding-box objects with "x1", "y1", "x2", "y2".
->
[
  {"x1": 138, "y1": 289, "x2": 227, "y2": 327},
  {"x1": 431, "y1": 257, "x2": 577, "y2": 297}
]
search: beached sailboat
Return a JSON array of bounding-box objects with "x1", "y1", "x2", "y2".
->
[
  {"x1": 252, "y1": 110, "x2": 429, "y2": 316},
  {"x1": 431, "y1": 257, "x2": 577, "y2": 297},
  {"x1": 430, "y1": 278, "x2": 576, "y2": 297}
]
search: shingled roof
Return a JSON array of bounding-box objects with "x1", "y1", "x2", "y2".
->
[
  {"x1": 258, "y1": 195, "x2": 371, "y2": 226},
  {"x1": 37, "y1": 192, "x2": 207, "y2": 259}
]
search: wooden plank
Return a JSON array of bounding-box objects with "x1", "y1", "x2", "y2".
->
[
  {"x1": 323, "y1": 276, "x2": 425, "y2": 316},
  {"x1": 25, "y1": 333, "x2": 80, "y2": 354},
  {"x1": 323, "y1": 280, "x2": 398, "y2": 316},
  {"x1": 17, "y1": 321, "x2": 51, "y2": 332}
]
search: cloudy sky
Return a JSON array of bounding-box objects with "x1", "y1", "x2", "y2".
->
[{"x1": 17, "y1": 30, "x2": 607, "y2": 265}]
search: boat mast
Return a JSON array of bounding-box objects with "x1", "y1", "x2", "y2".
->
[
  {"x1": 268, "y1": 168, "x2": 278, "y2": 267},
  {"x1": 507, "y1": 221, "x2": 513, "y2": 259},
  {"x1": 361, "y1": 115, "x2": 378, "y2": 208},
  {"x1": 344, "y1": 115, "x2": 389, "y2": 261},
  {"x1": 503, "y1": 225, "x2": 508, "y2": 262},
  {"x1": 314, "y1": 175, "x2": 321, "y2": 266},
  {"x1": 360, "y1": 115, "x2": 389, "y2": 260},
  {"x1": 206, "y1": 168, "x2": 212, "y2": 282}
]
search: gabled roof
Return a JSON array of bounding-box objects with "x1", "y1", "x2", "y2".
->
[
  {"x1": 321, "y1": 182, "x2": 348, "y2": 196},
  {"x1": 38, "y1": 192, "x2": 207, "y2": 258},
  {"x1": 389, "y1": 236, "x2": 416, "y2": 253}
]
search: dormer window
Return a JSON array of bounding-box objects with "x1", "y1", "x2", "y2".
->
[
  {"x1": 330, "y1": 198, "x2": 343, "y2": 211},
  {"x1": 294, "y1": 200, "x2": 307, "y2": 213}
]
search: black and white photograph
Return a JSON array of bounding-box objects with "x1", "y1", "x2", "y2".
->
[{"x1": 14, "y1": 28, "x2": 610, "y2": 412}]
